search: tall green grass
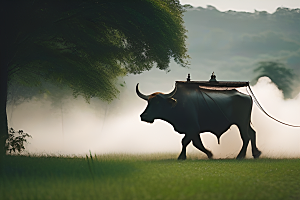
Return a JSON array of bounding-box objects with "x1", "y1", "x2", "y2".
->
[{"x1": 1, "y1": 154, "x2": 299, "y2": 200}]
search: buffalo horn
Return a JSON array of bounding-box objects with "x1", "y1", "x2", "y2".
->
[
  {"x1": 164, "y1": 85, "x2": 177, "y2": 98},
  {"x1": 136, "y1": 83, "x2": 149, "y2": 100}
]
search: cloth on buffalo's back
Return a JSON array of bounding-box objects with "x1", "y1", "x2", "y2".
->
[
  {"x1": 171, "y1": 82, "x2": 252, "y2": 139},
  {"x1": 176, "y1": 80, "x2": 249, "y2": 91}
]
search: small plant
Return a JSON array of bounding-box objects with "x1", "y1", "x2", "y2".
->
[
  {"x1": 5, "y1": 128, "x2": 32, "y2": 154},
  {"x1": 86, "y1": 150, "x2": 95, "y2": 180}
]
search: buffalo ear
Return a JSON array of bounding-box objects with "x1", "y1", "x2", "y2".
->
[{"x1": 168, "y1": 98, "x2": 177, "y2": 107}]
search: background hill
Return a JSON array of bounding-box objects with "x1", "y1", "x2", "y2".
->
[{"x1": 182, "y1": 5, "x2": 300, "y2": 95}]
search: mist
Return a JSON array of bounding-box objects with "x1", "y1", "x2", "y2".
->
[
  {"x1": 6, "y1": 6, "x2": 300, "y2": 158},
  {"x1": 7, "y1": 69, "x2": 300, "y2": 158}
]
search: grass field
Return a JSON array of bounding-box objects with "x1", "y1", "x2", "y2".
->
[{"x1": 1, "y1": 154, "x2": 300, "y2": 200}]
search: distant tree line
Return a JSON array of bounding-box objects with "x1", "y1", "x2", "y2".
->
[{"x1": 182, "y1": 5, "x2": 300, "y2": 97}]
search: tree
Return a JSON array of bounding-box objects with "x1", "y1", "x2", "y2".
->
[
  {"x1": 252, "y1": 61, "x2": 295, "y2": 99},
  {"x1": 0, "y1": 0, "x2": 189, "y2": 158}
]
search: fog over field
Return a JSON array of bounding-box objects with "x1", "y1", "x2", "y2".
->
[
  {"x1": 7, "y1": 5, "x2": 300, "y2": 158},
  {"x1": 8, "y1": 73, "x2": 300, "y2": 158}
]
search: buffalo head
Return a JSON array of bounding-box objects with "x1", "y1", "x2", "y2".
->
[{"x1": 136, "y1": 83, "x2": 177, "y2": 123}]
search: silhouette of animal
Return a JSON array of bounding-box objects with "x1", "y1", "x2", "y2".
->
[{"x1": 136, "y1": 82, "x2": 261, "y2": 159}]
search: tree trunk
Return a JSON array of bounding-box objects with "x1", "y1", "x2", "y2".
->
[
  {"x1": 1, "y1": 1, "x2": 12, "y2": 166},
  {"x1": 0, "y1": 4, "x2": 8, "y2": 164},
  {"x1": 0, "y1": 55, "x2": 8, "y2": 166}
]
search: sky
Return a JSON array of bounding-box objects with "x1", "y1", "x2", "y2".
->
[{"x1": 179, "y1": 0, "x2": 300, "y2": 13}]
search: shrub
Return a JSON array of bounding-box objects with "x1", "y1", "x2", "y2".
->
[{"x1": 5, "y1": 128, "x2": 32, "y2": 154}]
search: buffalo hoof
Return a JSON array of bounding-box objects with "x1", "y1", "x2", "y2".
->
[
  {"x1": 207, "y1": 151, "x2": 213, "y2": 159},
  {"x1": 236, "y1": 153, "x2": 246, "y2": 160},
  {"x1": 253, "y1": 150, "x2": 262, "y2": 159},
  {"x1": 177, "y1": 154, "x2": 186, "y2": 160}
]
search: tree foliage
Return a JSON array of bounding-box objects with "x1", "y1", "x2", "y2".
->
[
  {"x1": 4, "y1": 0, "x2": 189, "y2": 102},
  {"x1": 0, "y1": 0, "x2": 189, "y2": 158},
  {"x1": 252, "y1": 61, "x2": 296, "y2": 99}
]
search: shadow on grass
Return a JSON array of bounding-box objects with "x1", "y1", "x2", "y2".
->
[
  {"x1": 2, "y1": 155, "x2": 136, "y2": 180},
  {"x1": 154, "y1": 156, "x2": 300, "y2": 165}
]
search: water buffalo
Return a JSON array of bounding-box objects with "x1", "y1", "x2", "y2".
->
[{"x1": 136, "y1": 81, "x2": 262, "y2": 159}]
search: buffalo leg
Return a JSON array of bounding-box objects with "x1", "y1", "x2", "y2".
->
[
  {"x1": 191, "y1": 135, "x2": 213, "y2": 159},
  {"x1": 178, "y1": 135, "x2": 191, "y2": 160},
  {"x1": 236, "y1": 125, "x2": 250, "y2": 159},
  {"x1": 248, "y1": 125, "x2": 262, "y2": 158}
]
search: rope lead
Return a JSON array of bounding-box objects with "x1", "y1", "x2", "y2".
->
[{"x1": 247, "y1": 85, "x2": 300, "y2": 127}]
